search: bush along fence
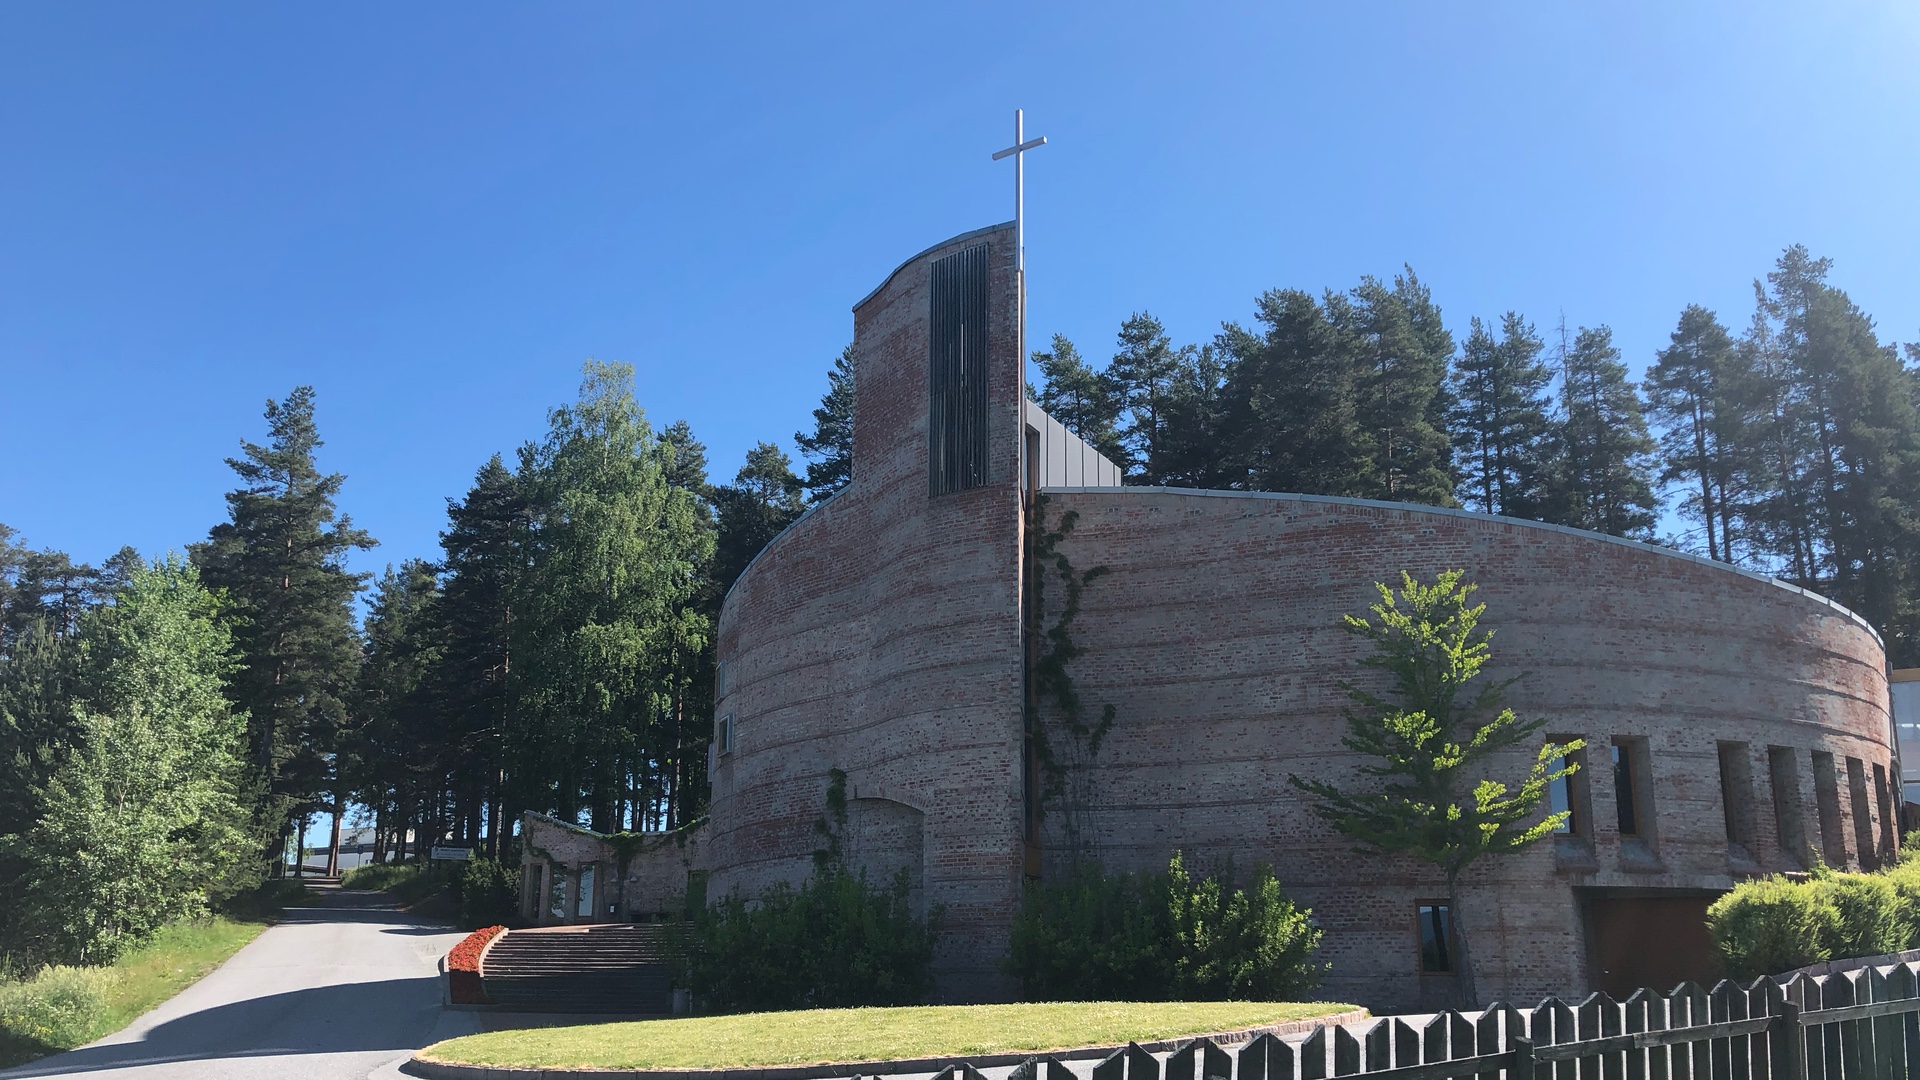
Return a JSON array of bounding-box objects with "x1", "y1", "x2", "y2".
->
[{"x1": 926, "y1": 967, "x2": 1920, "y2": 1080}]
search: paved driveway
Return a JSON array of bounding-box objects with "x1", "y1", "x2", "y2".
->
[{"x1": 0, "y1": 886, "x2": 479, "y2": 1079}]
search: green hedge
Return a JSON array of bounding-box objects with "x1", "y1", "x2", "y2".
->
[
  {"x1": 1709, "y1": 859, "x2": 1920, "y2": 980},
  {"x1": 679, "y1": 866, "x2": 938, "y2": 1013},
  {"x1": 1006, "y1": 852, "x2": 1324, "y2": 1001}
]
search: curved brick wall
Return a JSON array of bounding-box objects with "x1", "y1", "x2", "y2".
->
[
  {"x1": 1040, "y1": 486, "x2": 1892, "y2": 1009},
  {"x1": 710, "y1": 223, "x2": 1027, "y2": 1000}
]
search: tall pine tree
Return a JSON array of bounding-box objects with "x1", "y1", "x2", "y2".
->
[
  {"x1": 1450, "y1": 314, "x2": 1553, "y2": 517},
  {"x1": 1646, "y1": 305, "x2": 1753, "y2": 562},
  {"x1": 794, "y1": 345, "x2": 855, "y2": 504},
  {"x1": 1540, "y1": 325, "x2": 1659, "y2": 537},
  {"x1": 1029, "y1": 334, "x2": 1126, "y2": 466},
  {"x1": 192, "y1": 387, "x2": 373, "y2": 868}
]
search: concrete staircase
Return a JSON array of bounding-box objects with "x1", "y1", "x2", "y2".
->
[{"x1": 478, "y1": 924, "x2": 676, "y2": 1013}]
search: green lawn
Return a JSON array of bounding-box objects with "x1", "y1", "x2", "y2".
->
[{"x1": 421, "y1": 1001, "x2": 1360, "y2": 1070}]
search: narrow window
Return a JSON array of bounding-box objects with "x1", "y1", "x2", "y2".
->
[
  {"x1": 1717, "y1": 741, "x2": 1755, "y2": 847},
  {"x1": 1545, "y1": 738, "x2": 1590, "y2": 836},
  {"x1": 548, "y1": 867, "x2": 568, "y2": 921},
  {"x1": 1875, "y1": 762, "x2": 1898, "y2": 858},
  {"x1": 1812, "y1": 750, "x2": 1849, "y2": 866},
  {"x1": 715, "y1": 660, "x2": 728, "y2": 699},
  {"x1": 1848, "y1": 757, "x2": 1877, "y2": 869},
  {"x1": 576, "y1": 864, "x2": 596, "y2": 921},
  {"x1": 1416, "y1": 903, "x2": 1454, "y2": 973},
  {"x1": 1612, "y1": 742, "x2": 1640, "y2": 836},
  {"x1": 716, "y1": 713, "x2": 734, "y2": 756},
  {"x1": 928, "y1": 243, "x2": 991, "y2": 496},
  {"x1": 1769, "y1": 746, "x2": 1809, "y2": 866}
]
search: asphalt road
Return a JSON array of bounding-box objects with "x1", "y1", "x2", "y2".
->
[{"x1": 0, "y1": 885, "x2": 479, "y2": 1079}]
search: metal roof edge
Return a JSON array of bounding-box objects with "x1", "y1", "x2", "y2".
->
[
  {"x1": 851, "y1": 221, "x2": 1015, "y2": 313},
  {"x1": 1042, "y1": 485, "x2": 1885, "y2": 648}
]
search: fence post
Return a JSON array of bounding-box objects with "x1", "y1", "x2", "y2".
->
[
  {"x1": 1770, "y1": 1000, "x2": 1803, "y2": 1080},
  {"x1": 1512, "y1": 1036, "x2": 1535, "y2": 1080}
]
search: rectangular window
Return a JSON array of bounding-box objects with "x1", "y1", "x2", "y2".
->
[
  {"x1": 715, "y1": 660, "x2": 728, "y2": 699},
  {"x1": 1848, "y1": 757, "x2": 1877, "y2": 869},
  {"x1": 548, "y1": 866, "x2": 568, "y2": 922},
  {"x1": 1875, "y1": 762, "x2": 1898, "y2": 859},
  {"x1": 1416, "y1": 903, "x2": 1454, "y2": 974},
  {"x1": 1612, "y1": 741, "x2": 1641, "y2": 836},
  {"x1": 1812, "y1": 750, "x2": 1849, "y2": 866},
  {"x1": 1718, "y1": 741, "x2": 1755, "y2": 847},
  {"x1": 1769, "y1": 746, "x2": 1809, "y2": 866},
  {"x1": 576, "y1": 864, "x2": 597, "y2": 921},
  {"x1": 1545, "y1": 738, "x2": 1589, "y2": 836},
  {"x1": 928, "y1": 243, "x2": 991, "y2": 496},
  {"x1": 716, "y1": 713, "x2": 734, "y2": 756}
]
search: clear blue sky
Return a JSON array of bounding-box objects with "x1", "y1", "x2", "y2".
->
[{"x1": 4, "y1": 3, "x2": 1917, "y2": 585}]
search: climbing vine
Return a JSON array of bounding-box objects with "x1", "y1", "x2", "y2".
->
[
  {"x1": 811, "y1": 767, "x2": 849, "y2": 871},
  {"x1": 1026, "y1": 494, "x2": 1116, "y2": 863}
]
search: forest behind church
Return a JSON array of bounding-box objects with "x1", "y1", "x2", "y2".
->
[{"x1": 0, "y1": 241, "x2": 1916, "y2": 968}]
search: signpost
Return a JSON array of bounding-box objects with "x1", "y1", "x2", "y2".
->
[{"x1": 429, "y1": 845, "x2": 473, "y2": 861}]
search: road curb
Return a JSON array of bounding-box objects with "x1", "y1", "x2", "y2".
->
[{"x1": 402, "y1": 1010, "x2": 1369, "y2": 1079}]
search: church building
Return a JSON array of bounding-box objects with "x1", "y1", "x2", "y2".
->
[{"x1": 525, "y1": 221, "x2": 1897, "y2": 1012}]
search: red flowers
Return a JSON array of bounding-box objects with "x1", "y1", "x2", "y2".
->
[{"x1": 447, "y1": 925, "x2": 506, "y2": 1004}]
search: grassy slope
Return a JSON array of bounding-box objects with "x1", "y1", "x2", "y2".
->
[
  {"x1": 422, "y1": 1001, "x2": 1360, "y2": 1070},
  {"x1": 0, "y1": 881, "x2": 316, "y2": 1069}
]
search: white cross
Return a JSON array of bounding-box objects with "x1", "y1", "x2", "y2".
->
[{"x1": 992, "y1": 109, "x2": 1047, "y2": 278}]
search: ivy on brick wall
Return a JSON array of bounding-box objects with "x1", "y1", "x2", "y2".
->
[{"x1": 1026, "y1": 494, "x2": 1116, "y2": 862}]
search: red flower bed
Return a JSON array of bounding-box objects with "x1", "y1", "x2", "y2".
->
[{"x1": 447, "y1": 925, "x2": 506, "y2": 1004}]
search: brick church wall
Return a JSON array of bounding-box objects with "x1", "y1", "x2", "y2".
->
[
  {"x1": 1038, "y1": 487, "x2": 1893, "y2": 1010},
  {"x1": 709, "y1": 223, "x2": 1028, "y2": 1000}
]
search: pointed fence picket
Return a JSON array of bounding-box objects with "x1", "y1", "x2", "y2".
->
[{"x1": 908, "y1": 960, "x2": 1920, "y2": 1080}]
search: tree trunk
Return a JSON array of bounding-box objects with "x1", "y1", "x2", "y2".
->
[
  {"x1": 1447, "y1": 872, "x2": 1478, "y2": 1008},
  {"x1": 325, "y1": 800, "x2": 343, "y2": 878}
]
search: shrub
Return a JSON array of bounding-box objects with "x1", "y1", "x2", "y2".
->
[
  {"x1": 681, "y1": 866, "x2": 938, "y2": 1013},
  {"x1": 0, "y1": 965, "x2": 119, "y2": 1054},
  {"x1": 454, "y1": 859, "x2": 520, "y2": 929},
  {"x1": 341, "y1": 862, "x2": 447, "y2": 906},
  {"x1": 1708, "y1": 870, "x2": 1912, "y2": 981},
  {"x1": 1007, "y1": 852, "x2": 1323, "y2": 1001}
]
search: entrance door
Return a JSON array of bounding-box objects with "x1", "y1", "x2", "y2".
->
[{"x1": 1581, "y1": 891, "x2": 1722, "y2": 997}]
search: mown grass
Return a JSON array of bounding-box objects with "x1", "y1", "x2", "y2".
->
[
  {"x1": 340, "y1": 862, "x2": 446, "y2": 906},
  {"x1": 420, "y1": 1001, "x2": 1360, "y2": 1070},
  {"x1": 0, "y1": 880, "x2": 315, "y2": 1068}
]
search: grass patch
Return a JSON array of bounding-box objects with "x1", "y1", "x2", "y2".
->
[
  {"x1": 0, "y1": 916, "x2": 271, "y2": 1068},
  {"x1": 420, "y1": 1001, "x2": 1359, "y2": 1070},
  {"x1": 0, "y1": 879, "x2": 312, "y2": 1069},
  {"x1": 341, "y1": 863, "x2": 446, "y2": 907}
]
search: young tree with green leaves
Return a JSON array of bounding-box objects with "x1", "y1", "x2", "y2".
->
[
  {"x1": 1289, "y1": 571, "x2": 1577, "y2": 1004},
  {"x1": 5, "y1": 557, "x2": 254, "y2": 965},
  {"x1": 794, "y1": 344, "x2": 855, "y2": 504},
  {"x1": 192, "y1": 387, "x2": 373, "y2": 872}
]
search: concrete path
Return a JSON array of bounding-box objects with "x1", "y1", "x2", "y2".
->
[{"x1": 0, "y1": 885, "x2": 480, "y2": 1080}]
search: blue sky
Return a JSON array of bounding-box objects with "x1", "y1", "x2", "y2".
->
[{"x1": 3, "y1": 2, "x2": 1917, "y2": 584}]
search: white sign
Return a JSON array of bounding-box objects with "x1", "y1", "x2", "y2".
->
[{"x1": 429, "y1": 846, "x2": 473, "y2": 861}]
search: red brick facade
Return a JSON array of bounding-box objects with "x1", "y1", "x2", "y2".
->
[{"x1": 707, "y1": 223, "x2": 1895, "y2": 1010}]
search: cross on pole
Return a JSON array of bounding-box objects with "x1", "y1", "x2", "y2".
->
[{"x1": 994, "y1": 109, "x2": 1046, "y2": 413}]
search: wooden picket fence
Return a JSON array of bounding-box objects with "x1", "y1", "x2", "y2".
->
[{"x1": 922, "y1": 962, "x2": 1920, "y2": 1080}]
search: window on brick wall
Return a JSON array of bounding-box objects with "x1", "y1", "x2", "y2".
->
[
  {"x1": 1612, "y1": 738, "x2": 1653, "y2": 839},
  {"x1": 1848, "y1": 756, "x2": 1878, "y2": 869},
  {"x1": 1546, "y1": 738, "x2": 1590, "y2": 836},
  {"x1": 928, "y1": 243, "x2": 991, "y2": 496},
  {"x1": 716, "y1": 713, "x2": 734, "y2": 756},
  {"x1": 1416, "y1": 902, "x2": 1454, "y2": 974},
  {"x1": 1718, "y1": 741, "x2": 1756, "y2": 849},
  {"x1": 1769, "y1": 746, "x2": 1809, "y2": 866},
  {"x1": 1875, "y1": 762, "x2": 1898, "y2": 859},
  {"x1": 1811, "y1": 750, "x2": 1849, "y2": 867}
]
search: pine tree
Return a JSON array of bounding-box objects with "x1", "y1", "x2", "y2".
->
[
  {"x1": 794, "y1": 345, "x2": 855, "y2": 504},
  {"x1": 1450, "y1": 314, "x2": 1553, "y2": 517},
  {"x1": 1646, "y1": 306, "x2": 1752, "y2": 562},
  {"x1": 1030, "y1": 334, "x2": 1126, "y2": 466},
  {"x1": 1153, "y1": 342, "x2": 1236, "y2": 489},
  {"x1": 1540, "y1": 325, "x2": 1659, "y2": 537},
  {"x1": 1222, "y1": 289, "x2": 1369, "y2": 497},
  {"x1": 713, "y1": 442, "x2": 806, "y2": 595},
  {"x1": 352, "y1": 560, "x2": 445, "y2": 864},
  {"x1": 192, "y1": 387, "x2": 374, "y2": 866},
  {"x1": 1108, "y1": 314, "x2": 1184, "y2": 480},
  {"x1": 1344, "y1": 271, "x2": 1455, "y2": 505}
]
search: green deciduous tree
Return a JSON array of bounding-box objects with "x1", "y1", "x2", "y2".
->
[
  {"x1": 1289, "y1": 571, "x2": 1576, "y2": 1004},
  {"x1": 4, "y1": 557, "x2": 254, "y2": 965}
]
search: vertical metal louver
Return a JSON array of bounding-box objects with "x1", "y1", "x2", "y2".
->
[{"x1": 928, "y1": 243, "x2": 990, "y2": 496}]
